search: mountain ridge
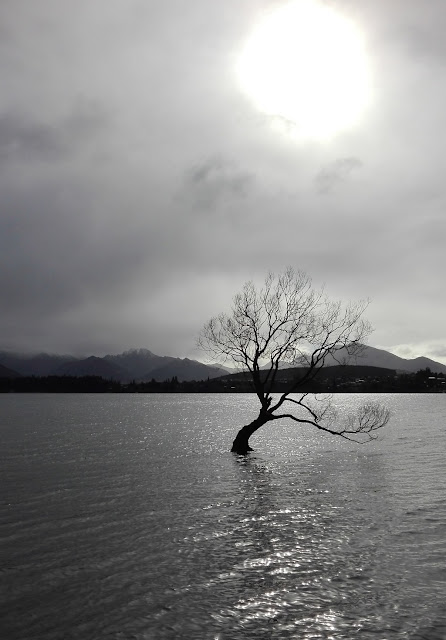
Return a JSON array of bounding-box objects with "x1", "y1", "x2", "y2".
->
[
  {"x1": 0, "y1": 362, "x2": 22, "y2": 378},
  {"x1": 0, "y1": 348, "x2": 228, "y2": 382},
  {"x1": 1, "y1": 345, "x2": 445, "y2": 380},
  {"x1": 322, "y1": 345, "x2": 446, "y2": 374}
]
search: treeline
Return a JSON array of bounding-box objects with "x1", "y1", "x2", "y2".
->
[
  {"x1": 0, "y1": 367, "x2": 445, "y2": 393},
  {"x1": 0, "y1": 375, "x2": 122, "y2": 393}
]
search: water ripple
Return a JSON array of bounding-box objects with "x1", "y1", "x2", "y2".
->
[{"x1": 1, "y1": 393, "x2": 446, "y2": 639}]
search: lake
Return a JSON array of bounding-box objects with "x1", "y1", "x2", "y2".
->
[{"x1": 1, "y1": 393, "x2": 445, "y2": 639}]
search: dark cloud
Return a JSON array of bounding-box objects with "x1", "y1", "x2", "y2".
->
[
  {"x1": 0, "y1": 102, "x2": 109, "y2": 167},
  {"x1": 0, "y1": 114, "x2": 63, "y2": 162},
  {"x1": 180, "y1": 156, "x2": 254, "y2": 210}
]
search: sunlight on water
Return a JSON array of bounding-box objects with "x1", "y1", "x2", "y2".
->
[{"x1": 1, "y1": 393, "x2": 446, "y2": 639}]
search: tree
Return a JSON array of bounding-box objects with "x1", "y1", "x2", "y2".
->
[{"x1": 198, "y1": 267, "x2": 390, "y2": 454}]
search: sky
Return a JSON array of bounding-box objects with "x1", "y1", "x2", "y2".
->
[{"x1": 1, "y1": 0, "x2": 445, "y2": 364}]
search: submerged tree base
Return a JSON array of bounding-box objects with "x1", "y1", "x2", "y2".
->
[
  {"x1": 231, "y1": 444, "x2": 254, "y2": 455},
  {"x1": 230, "y1": 429, "x2": 255, "y2": 455},
  {"x1": 230, "y1": 413, "x2": 271, "y2": 454}
]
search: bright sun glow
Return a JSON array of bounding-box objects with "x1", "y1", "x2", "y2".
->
[{"x1": 237, "y1": 0, "x2": 371, "y2": 140}]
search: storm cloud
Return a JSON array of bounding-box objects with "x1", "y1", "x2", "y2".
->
[{"x1": 1, "y1": 0, "x2": 445, "y2": 363}]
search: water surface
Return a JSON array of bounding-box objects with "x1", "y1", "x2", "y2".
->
[{"x1": 1, "y1": 393, "x2": 445, "y2": 639}]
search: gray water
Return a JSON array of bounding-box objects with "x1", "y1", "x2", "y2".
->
[{"x1": 1, "y1": 393, "x2": 445, "y2": 640}]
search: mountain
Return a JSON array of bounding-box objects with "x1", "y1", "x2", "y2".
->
[
  {"x1": 141, "y1": 358, "x2": 227, "y2": 382},
  {"x1": 54, "y1": 356, "x2": 130, "y2": 380},
  {"x1": 223, "y1": 364, "x2": 396, "y2": 385},
  {"x1": 323, "y1": 345, "x2": 446, "y2": 374},
  {"x1": 0, "y1": 363, "x2": 21, "y2": 378},
  {"x1": 1, "y1": 344, "x2": 445, "y2": 381},
  {"x1": 103, "y1": 349, "x2": 227, "y2": 381},
  {"x1": 0, "y1": 351, "x2": 78, "y2": 376},
  {"x1": 263, "y1": 345, "x2": 446, "y2": 375},
  {"x1": 104, "y1": 348, "x2": 176, "y2": 379},
  {"x1": 209, "y1": 362, "x2": 238, "y2": 375},
  {"x1": 0, "y1": 348, "x2": 230, "y2": 382},
  {"x1": 406, "y1": 356, "x2": 446, "y2": 373}
]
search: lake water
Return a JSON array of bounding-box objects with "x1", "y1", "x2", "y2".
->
[{"x1": 1, "y1": 393, "x2": 445, "y2": 639}]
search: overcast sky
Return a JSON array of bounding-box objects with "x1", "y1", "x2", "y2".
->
[{"x1": 1, "y1": 0, "x2": 445, "y2": 363}]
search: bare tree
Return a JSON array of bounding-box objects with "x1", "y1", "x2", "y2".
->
[{"x1": 198, "y1": 267, "x2": 390, "y2": 454}]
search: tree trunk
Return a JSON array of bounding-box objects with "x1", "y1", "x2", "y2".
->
[{"x1": 231, "y1": 411, "x2": 272, "y2": 454}]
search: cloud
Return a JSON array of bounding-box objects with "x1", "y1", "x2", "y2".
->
[
  {"x1": 314, "y1": 157, "x2": 363, "y2": 194},
  {"x1": 0, "y1": 102, "x2": 110, "y2": 170},
  {"x1": 0, "y1": 0, "x2": 445, "y2": 361},
  {"x1": 382, "y1": 342, "x2": 446, "y2": 366},
  {"x1": 0, "y1": 114, "x2": 63, "y2": 163},
  {"x1": 180, "y1": 156, "x2": 254, "y2": 210}
]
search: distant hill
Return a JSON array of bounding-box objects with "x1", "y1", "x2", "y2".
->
[
  {"x1": 1, "y1": 344, "x2": 445, "y2": 381},
  {"x1": 141, "y1": 357, "x2": 227, "y2": 382},
  {"x1": 221, "y1": 364, "x2": 396, "y2": 384},
  {"x1": 407, "y1": 355, "x2": 446, "y2": 373},
  {"x1": 0, "y1": 363, "x2": 21, "y2": 378},
  {"x1": 322, "y1": 345, "x2": 446, "y2": 374},
  {"x1": 104, "y1": 349, "x2": 227, "y2": 381},
  {"x1": 0, "y1": 348, "x2": 229, "y2": 382},
  {"x1": 54, "y1": 356, "x2": 130, "y2": 380},
  {"x1": 104, "y1": 348, "x2": 176, "y2": 379},
  {"x1": 0, "y1": 351, "x2": 78, "y2": 376},
  {"x1": 317, "y1": 364, "x2": 396, "y2": 379},
  {"x1": 263, "y1": 344, "x2": 446, "y2": 375}
]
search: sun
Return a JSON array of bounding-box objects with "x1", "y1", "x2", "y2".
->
[{"x1": 236, "y1": 0, "x2": 371, "y2": 140}]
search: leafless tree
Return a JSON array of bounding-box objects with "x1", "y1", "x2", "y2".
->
[{"x1": 198, "y1": 267, "x2": 390, "y2": 454}]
